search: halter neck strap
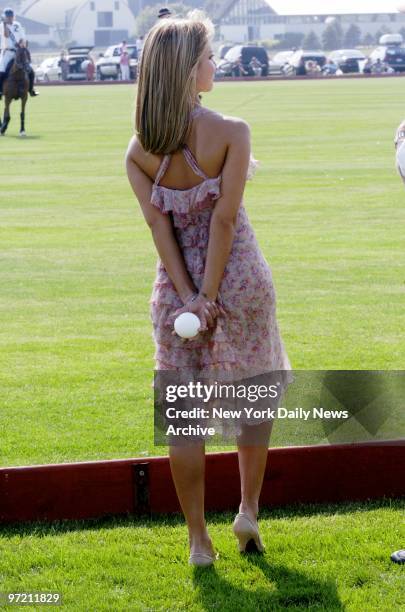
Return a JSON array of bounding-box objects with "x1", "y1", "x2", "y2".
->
[
  {"x1": 154, "y1": 154, "x2": 171, "y2": 186},
  {"x1": 182, "y1": 145, "x2": 208, "y2": 180}
]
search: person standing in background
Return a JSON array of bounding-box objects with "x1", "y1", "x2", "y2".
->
[
  {"x1": 86, "y1": 53, "x2": 95, "y2": 81},
  {"x1": 120, "y1": 47, "x2": 130, "y2": 80},
  {"x1": 136, "y1": 35, "x2": 144, "y2": 61},
  {"x1": 157, "y1": 7, "x2": 172, "y2": 18},
  {"x1": 59, "y1": 50, "x2": 68, "y2": 80},
  {"x1": 390, "y1": 120, "x2": 405, "y2": 565}
]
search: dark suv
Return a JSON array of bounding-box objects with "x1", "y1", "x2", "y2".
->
[
  {"x1": 369, "y1": 43, "x2": 405, "y2": 72},
  {"x1": 217, "y1": 45, "x2": 269, "y2": 77}
]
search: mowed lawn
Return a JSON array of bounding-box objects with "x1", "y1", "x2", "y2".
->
[
  {"x1": 1, "y1": 79, "x2": 404, "y2": 466},
  {"x1": 0, "y1": 81, "x2": 404, "y2": 611},
  {"x1": 0, "y1": 499, "x2": 403, "y2": 611}
]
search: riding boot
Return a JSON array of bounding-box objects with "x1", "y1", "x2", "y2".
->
[
  {"x1": 0, "y1": 72, "x2": 4, "y2": 99},
  {"x1": 28, "y1": 69, "x2": 39, "y2": 96}
]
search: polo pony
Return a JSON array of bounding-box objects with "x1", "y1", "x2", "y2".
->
[{"x1": 0, "y1": 44, "x2": 30, "y2": 136}]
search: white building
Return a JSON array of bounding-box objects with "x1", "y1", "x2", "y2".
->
[
  {"x1": 21, "y1": 0, "x2": 136, "y2": 46},
  {"x1": 214, "y1": 0, "x2": 405, "y2": 43}
]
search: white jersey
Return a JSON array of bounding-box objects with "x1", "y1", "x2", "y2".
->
[{"x1": 1, "y1": 20, "x2": 25, "y2": 51}]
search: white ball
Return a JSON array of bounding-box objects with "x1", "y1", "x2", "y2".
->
[{"x1": 174, "y1": 312, "x2": 201, "y2": 338}]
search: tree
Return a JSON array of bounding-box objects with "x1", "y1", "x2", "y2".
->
[
  {"x1": 302, "y1": 30, "x2": 321, "y2": 50},
  {"x1": 135, "y1": 3, "x2": 194, "y2": 37},
  {"x1": 362, "y1": 32, "x2": 375, "y2": 46},
  {"x1": 344, "y1": 24, "x2": 361, "y2": 48},
  {"x1": 375, "y1": 26, "x2": 391, "y2": 44},
  {"x1": 274, "y1": 31, "x2": 305, "y2": 50},
  {"x1": 322, "y1": 20, "x2": 343, "y2": 50}
]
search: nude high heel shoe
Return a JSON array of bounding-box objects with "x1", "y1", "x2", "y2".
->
[{"x1": 232, "y1": 512, "x2": 265, "y2": 553}]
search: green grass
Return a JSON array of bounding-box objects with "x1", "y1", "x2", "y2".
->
[
  {"x1": 0, "y1": 80, "x2": 404, "y2": 611},
  {"x1": 0, "y1": 499, "x2": 404, "y2": 611},
  {"x1": 1, "y1": 80, "x2": 404, "y2": 466}
]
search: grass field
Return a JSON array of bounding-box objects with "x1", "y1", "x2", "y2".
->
[
  {"x1": 1, "y1": 79, "x2": 404, "y2": 466},
  {"x1": 0, "y1": 499, "x2": 403, "y2": 611},
  {"x1": 0, "y1": 80, "x2": 404, "y2": 611}
]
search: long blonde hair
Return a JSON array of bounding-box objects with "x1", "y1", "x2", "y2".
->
[{"x1": 135, "y1": 10, "x2": 214, "y2": 154}]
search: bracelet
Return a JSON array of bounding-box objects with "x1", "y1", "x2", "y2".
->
[
  {"x1": 183, "y1": 291, "x2": 198, "y2": 306},
  {"x1": 199, "y1": 291, "x2": 217, "y2": 303}
]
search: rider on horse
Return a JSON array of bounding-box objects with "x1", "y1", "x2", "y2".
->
[{"x1": 0, "y1": 7, "x2": 39, "y2": 100}]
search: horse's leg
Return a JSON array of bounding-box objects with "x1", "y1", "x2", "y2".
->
[
  {"x1": 0, "y1": 97, "x2": 10, "y2": 135},
  {"x1": 20, "y1": 95, "x2": 27, "y2": 136}
]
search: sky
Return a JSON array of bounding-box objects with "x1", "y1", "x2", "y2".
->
[{"x1": 268, "y1": 1, "x2": 403, "y2": 15}]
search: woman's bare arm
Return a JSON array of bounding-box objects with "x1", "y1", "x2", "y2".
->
[
  {"x1": 125, "y1": 137, "x2": 197, "y2": 304},
  {"x1": 200, "y1": 119, "x2": 251, "y2": 300}
]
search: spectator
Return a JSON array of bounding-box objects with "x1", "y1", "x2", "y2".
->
[
  {"x1": 363, "y1": 58, "x2": 372, "y2": 74},
  {"x1": 136, "y1": 35, "x2": 144, "y2": 59},
  {"x1": 234, "y1": 57, "x2": 249, "y2": 77},
  {"x1": 305, "y1": 60, "x2": 321, "y2": 76},
  {"x1": 322, "y1": 59, "x2": 337, "y2": 76},
  {"x1": 81, "y1": 54, "x2": 95, "y2": 81},
  {"x1": 120, "y1": 48, "x2": 130, "y2": 80},
  {"x1": 249, "y1": 55, "x2": 263, "y2": 76},
  {"x1": 86, "y1": 54, "x2": 95, "y2": 81},
  {"x1": 158, "y1": 7, "x2": 172, "y2": 18},
  {"x1": 371, "y1": 58, "x2": 387, "y2": 74},
  {"x1": 391, "y1": 124, "x2": 405, "y2": 566},
  {"x1": 59, "y1": 51, "x2": 68, "y2": 80}
]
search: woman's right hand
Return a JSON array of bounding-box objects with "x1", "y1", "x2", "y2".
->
[{"x1": 168, "y1": 293, "x2": 226, "y2": 339}]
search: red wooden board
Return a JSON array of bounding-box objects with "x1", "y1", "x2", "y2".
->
[{"x1": 0, "y1": 440, "x2": 404, "y2": 524}]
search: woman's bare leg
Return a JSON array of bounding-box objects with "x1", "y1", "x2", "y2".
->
[
  {"x1": 169, "y1": 442, "x2": 215, "y2": 555},
  {"x1": 236, "y1": 421, "x2": 273, "y2": 523}
]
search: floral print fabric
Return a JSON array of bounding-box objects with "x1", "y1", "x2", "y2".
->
[{"x1": 149, "y1": 105, "x2": 293, "y2": 438}]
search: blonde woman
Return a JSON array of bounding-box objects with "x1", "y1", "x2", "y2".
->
[{"x1": 126, "y1": 10, "x2": 292, "y2": 566}]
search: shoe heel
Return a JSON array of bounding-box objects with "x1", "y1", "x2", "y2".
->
[{"x1": 232, "y1": 513, "x2": 265, "y2": 553}]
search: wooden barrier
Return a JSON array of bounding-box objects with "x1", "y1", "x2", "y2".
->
[{"x1": 0, "y1": 440, "x2": 403, "y2": 524}]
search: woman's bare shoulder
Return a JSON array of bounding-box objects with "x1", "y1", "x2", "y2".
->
[
  {"x1": 198, "y1": 107, "x2": 250, "y2": 142},
  {"x1": 126, "y1": 133, "x2": 151, "y2": 160},
  {"x1": 125, "y1": 133, "x2": 157, "y2": 170}
]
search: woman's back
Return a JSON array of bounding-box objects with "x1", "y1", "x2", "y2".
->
[{"x1": 135, "y1": 105, "x2": 233, "y2": 191}]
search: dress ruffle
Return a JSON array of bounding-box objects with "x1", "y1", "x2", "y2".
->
[
  {"x1": 150, "y1": 154, "x2": 259, "y2": 222},
  {"x1": 151, "y1": 177, "x2": 221, "y2": 218},
  {"x1": 247, "y1": 155, "x2": 260, "y2": 180}
]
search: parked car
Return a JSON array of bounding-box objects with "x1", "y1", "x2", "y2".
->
[
  {"x1": 369, "y1": 34, "x2": 405, "y2": 72},
  {"x1": 65, "y1": 46, "x2": 94, "y2": 80},
  {"x1": 96, "y1": 44, "x2": 138, "y2": 80},
  {"x1": 216, "y1": 45, "x2": 269, "y2": 77},
  {"x1": 269, "y1": 50, "x2": 295, "y2": 75},
  {"x1": 284, "y1": 50, "x2": 327, "y2": 76},
  {"x1": 35, "y1": 56, "x2": 61, "y2": 82},
  {"x1": 217, "y1": 44, "x2": 235, "y2": 60},
  {"x1": 327, "y1": 49, "x2": 367, "y2": 74}
]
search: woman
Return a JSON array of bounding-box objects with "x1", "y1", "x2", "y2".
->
[{"x1": 126, "y1": 10, "x2": 292, "y2": 566}]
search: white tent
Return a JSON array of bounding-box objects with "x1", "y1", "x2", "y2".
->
[{"x1": 268, "y1": 0, "x2": 402, "y2": 15}]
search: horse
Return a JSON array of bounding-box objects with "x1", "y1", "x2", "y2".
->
[{"x1": 0, "y1": 45, "x2": 30, "y2": 137}]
